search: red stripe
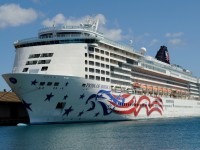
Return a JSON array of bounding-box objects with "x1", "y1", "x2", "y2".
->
[
  {"x1": 114, "y1": 105, "x2": 162, "y2": 116},
  {"x1": 112, "y1": 95, "x2": 163, "y2": 116},
  {"x1": 109, "y1": 98, "x2": 134, "y2": 108}
]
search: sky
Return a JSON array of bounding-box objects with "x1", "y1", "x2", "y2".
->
[{"x1": 1, "y1": 0, "x2": 200, "y2": 90}]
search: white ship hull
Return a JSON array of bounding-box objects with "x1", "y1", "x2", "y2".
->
[{"x1": 3, "y1": 73, "x2": 200, "y2": 124}]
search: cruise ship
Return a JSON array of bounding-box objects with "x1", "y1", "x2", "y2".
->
[{"x1": 3, "y1": 18, "x2": 200, "y2": 124}]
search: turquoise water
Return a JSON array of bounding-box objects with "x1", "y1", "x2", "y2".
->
[{"x1": 1, "y1": 118, "x2": 200, "y2": 150}]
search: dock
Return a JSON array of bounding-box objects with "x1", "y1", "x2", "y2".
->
[{"x1": 0, "y1": 92, "x2": 29, "y2": 125}]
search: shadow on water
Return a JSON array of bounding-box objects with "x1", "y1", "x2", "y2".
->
[{"x1": 1, "y1": 117, "x2": 200, "y2": 150}]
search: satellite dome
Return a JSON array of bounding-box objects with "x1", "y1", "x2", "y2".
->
[{"x1": 140, "y1": 47, "x2": 146, "y2": 55}]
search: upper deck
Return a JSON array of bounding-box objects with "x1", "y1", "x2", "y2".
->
[
  {"x1": 141, "y1": 56, "x2": 197, "y2": 83},
  {"x1": 14, "y1": 23, "x2": 136, "y2": 55},
  {"x1": 13, "y1": 18, "x2": 198, "y2": 84}
]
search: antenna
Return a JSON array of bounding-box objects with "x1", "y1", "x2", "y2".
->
[
  {"x1": 84, "y1": 16, "x2": 99, "y2": 31},
  {"x1": 130, "y1": 40, "x2": 133, "y2": 45},
  {"x1": 129, "y1": 39, "x2": 134, "y2": 47},
  {"x1": 53, "y1": 21, "x2": 56, "y2": 27},
  {"x1": 94, "y1": 19, "x2": 99, "y2": 31}
]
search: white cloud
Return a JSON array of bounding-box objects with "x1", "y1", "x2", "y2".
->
[
  {"x1": 42, "y1": 13, "x2": 66, "y2": 27},
  {"x1": 42, "y1": 14, "x2": 123, "y2": 41},
  {"x1": 0, "y1": 3, "x2": 38, "y2": 29},
  {"x1": 165, "y1": 32, "x2": 183, "y2": 37},
  {"x1": 149, "y1": 39, "x2": 159, "y2": 46},
  {"x1": 165, "y1": 32, "x2": 185, "y2": 45},
  {"x1": 42, "y1": 14, "x2": 106, "y2": 27},
  {"x1": 168, "y1": 38, "x2": 183, "y2": 45},
  {"x1": 100, "y1": 27, "x2": 122, "y2": 41}
]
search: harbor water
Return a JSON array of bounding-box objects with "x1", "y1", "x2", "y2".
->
[{"x1": 1, "y1": 117, "x2": 200, "y2": 150}]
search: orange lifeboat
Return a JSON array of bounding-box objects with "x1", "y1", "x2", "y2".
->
[
  {"x1": 133, "y1": 82, "x2": 141, "y2": 88},
  {"x1": 153, "y1": 87, "x2": 158, "y2": 93},
  {"x1": 171, "y1": 89, "x2": 177, "y2": 96},
  {"x1": 147, "y1": 86, "x2": 153, "y2": 93},
  {"x1": 141, "y1": 84, "x2": 146, "y2": 89},
  {"x1": 141, "y1": 84, "x2": 147, "y2": 93},
  {"x1": 168, "y1": 89, "x2": 172, "y2": 94},
  {"x1": 158, "y1": 87, "x2": 163, "y2": 95},
  {"x1": 163, "y1": 88, "x2": 168, "y2": 93},
  {"x1": 177, "y1": 90, "x2": 181, "y2": 95}
]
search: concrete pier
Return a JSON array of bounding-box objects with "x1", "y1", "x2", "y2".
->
[{"x1": 0, "y1": 92, "x2": 29, "y2": 125}]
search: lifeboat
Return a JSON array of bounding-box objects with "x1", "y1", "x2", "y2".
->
[
  {"x1": 181, "y1": 90, "x2": 185, "y2": 95},
  {"x1": 141, "y1": 84, "x2": 147, "y2": 89},
  {"x1": 147, "y1": 86, "x2": 153, "y2": 93},
  {"x1": 177, "y1": 90, "x2": 181, "y2": 95},
  {"x1": 153, "y1": 87, "x2": 158, "y2": 94},
  {"x1": 171, "y1": 89, "x2": 177, "y2": 97},
  {"x1": 163, "y1": 88, "x2": 168, "y2": 93},
  {"x1": 186, "y1": 91, "x2": 190, "y2": 96},
  {"x1": 168, "y1": 89, "x2": 172, "y2": 94},
  {"x1": 158, "y1": 87, "x2": 163, "y2": 93},
  {"x1": 141, "y1": 84, "x2": 147, "y2": 93},
  {"x1": 172, "y1": 89, "x2": 176, "y2": 92},
  {"x1": 133, "y1": 82, "x2": 141, "y2": 88}
]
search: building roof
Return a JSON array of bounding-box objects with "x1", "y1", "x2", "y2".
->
[{"x1": 0, "y1": 92, "x2": 21, "y2": 103}]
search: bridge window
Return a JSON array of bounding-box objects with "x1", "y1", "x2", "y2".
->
[
  {"x1": 101, "y1": 77, "x2": 105, "y2": 81},
  {"x1": 29, "y1": 54, "x2": 40, "y2": 58},
  {"x1": 96, "y1": 76, "x2": 100, "y2": 81},
  {"x1": 38, "y1": 60, "x2": 51, "y2": 64},
  {"x1": 89, "y1": 75, "x2": 95, "y2": 80},
  {"x1": 26, "y1": 60, "x2": 37, "y2": 65},
  {"x1": 89, "y1": 61, "x2": 94, "y2": 65},
  {"x1": 22, "y1": 68, "x2": 29, "y2": 72},
  {"x1": 54, "y1": 82, "x2": 59, "y2": 86},
  {"x1": 41, "y1": 66, "x2": 48, "y2": 71},
  {"x1": 40, "y1": 53, "x2": 54, "y2": 57},
  {"x1": 89, "y1": 68, "x2": 94, "y2": 73},
  {"x1": 47, "y1": 82, "x2": 52, "y2": 86}
]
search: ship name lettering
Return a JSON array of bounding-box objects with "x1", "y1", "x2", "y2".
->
[
  {"x1": 166, "y1": 100, "x2": 174, "y2": 103},
  {"x1": 86, "y1": 83, "x2": 100, "y2": 88},
  {"x1": 101, "y1": 85, "x2": 110, "y2": 89}
]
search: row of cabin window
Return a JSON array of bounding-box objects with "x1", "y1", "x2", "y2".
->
[
  {"x1": 92, "y1": 45, "x2": 138, "y2": 64},
  {"x1": 40, "y1": 32, "x2": 89, "y2": 39},
  {"x1": 110, "y1": 66, "x2": 131, "y2": 75},
  {"x1": 89, "y1": 47, "x2": 110, "y2": 56},
  {"x1": 39, "y1": 81, "x2": 59, "y2": 86},
  {"x1": 85, "y1": 75, "x2": 110, "y2": 82},
  {"x1": 111, "y1": 73, "x2": 131, "y2": 81},
  {"x1": 86, "y1": 53, "x2": 110, "y2": 62},
  {"x1": 29, "y1": 53, "x2": 54, "y2": 59},
  {"x1": 142, "y1": 63, "x2": 166, "y2": 74},
  {"x1": 110, "y1": 53, "x2": 126, "y2": 61},
  {"x1": 22, "y1": 66, "x2": 48, "y2": 72},
  {"x1": 110, "y1": 53, "x2": 138, "y2": 66},
  {"x1": 90, "y1": 46, "x2": 139, "y2": 68},
  {"x1": 85, "y1": 60, "x2": 109, "y2": 69},
  {"x1": 26, "y1": 60, "x2": 51, "y2": 65},
  {"x1": 85, "y1": 67, "x2": 110, "y2": 75},
  {"x1": 15, "y1": 39, "x2": 96, "y2": 48},
  {"x1": 111, "y1": 79, "x2": 131, "y2": 86},
  {"x1": 86, "y1": 51, "x2": 132, "y2": 70},
  {"x1": 98, "y1": 43, "x2": 140, "y2": 60},
  {"x1": 132, "y1": 72, "x2": 187, "y2": 88},
  {"x1": 110, "y1": 59, "x2": 118, "y2": 65}
]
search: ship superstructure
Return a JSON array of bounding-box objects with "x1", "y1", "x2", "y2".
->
[{"x1": 3, "y1": 18, "x2": 200, "y2": 124}]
